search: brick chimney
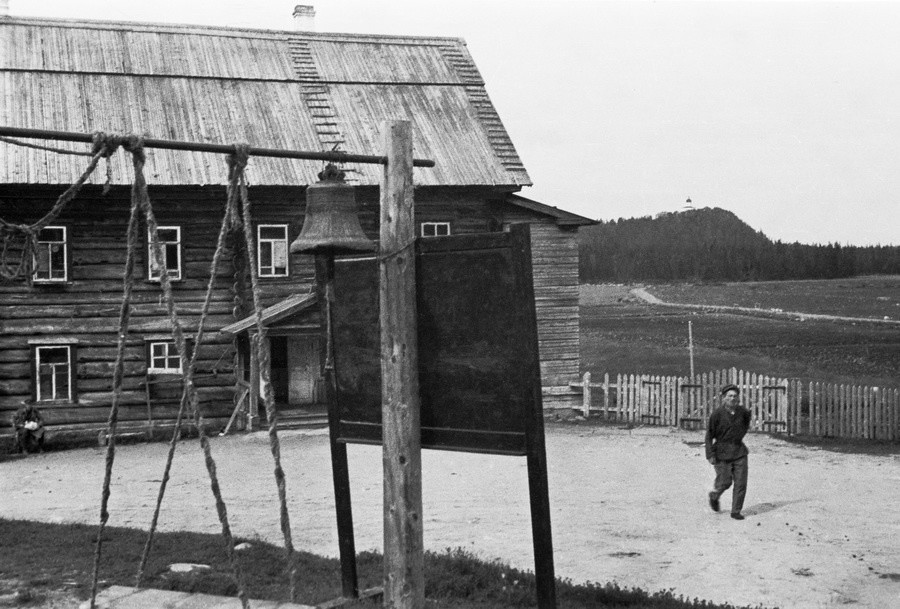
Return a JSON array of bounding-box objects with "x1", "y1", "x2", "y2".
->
[
  {"x1": 0, "y1": 0, "x2": 9, "y2": 16},
  {"x1": 293, "y1": 5, "x2": 315, "y2": 31}
]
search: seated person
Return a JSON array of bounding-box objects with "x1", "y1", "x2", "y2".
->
[{"x1": 12, "y1": 404, "x2": 45, "y2": 453}]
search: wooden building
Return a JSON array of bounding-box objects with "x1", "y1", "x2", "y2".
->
[{"x1": 0, "y1": 14, "x2": 593, "y2": 440}]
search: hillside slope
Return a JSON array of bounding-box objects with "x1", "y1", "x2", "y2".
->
[{"x1": 579, "y1": 207, "x2": 900, "y2": 282}]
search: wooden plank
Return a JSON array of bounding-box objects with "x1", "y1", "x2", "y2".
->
[{"x1": 582, "y1": 372, "x2": 591, "y2": 417}]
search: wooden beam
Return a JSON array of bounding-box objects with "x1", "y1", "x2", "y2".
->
[{"x1": 379, "y1": 120, "x2": 424, "y2": 608}]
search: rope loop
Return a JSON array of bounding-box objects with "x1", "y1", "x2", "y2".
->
[
  {"x1": 1, "y1": 133, "x2": 113, "y2": 282},
  {"x1": 226, "y1": 143, "x2": 251, "y2": 176}
]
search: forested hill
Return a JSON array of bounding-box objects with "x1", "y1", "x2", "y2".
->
[{"x1": 579, "y1": 207, "x2": 900, "y2": 283}]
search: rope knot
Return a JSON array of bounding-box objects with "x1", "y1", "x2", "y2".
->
[
  {"x1": 122, "y1": 135, "x2": 146, "y2": 164},
  {"x1": 226, "y1": 143, "x2": 251, "y2": 175},
  {"x1": 91, "y1": 132, "x2": 127, "y2": 158}
]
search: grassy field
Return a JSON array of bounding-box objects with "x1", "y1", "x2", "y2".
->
[
  {"x1": 0, "y1": 519, "x2": 767, "y2": 609},
  {"x1": 580, "y1": 279, "x2": 900, "y2": 388},
  {"x1": 647, "y1": 276, "x2": 900, "y2": 319}
]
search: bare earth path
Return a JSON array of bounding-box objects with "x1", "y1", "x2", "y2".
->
[
  {"x1": 628, "y1": 286, "x2": 900, "y2": 325},
  {"x1": 2, "y1": 425, "x2": 898, "y2": 609}
]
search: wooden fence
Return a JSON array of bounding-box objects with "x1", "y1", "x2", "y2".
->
[{"x1": 571, "y1": 367, "x2": 899, "y2": 441}]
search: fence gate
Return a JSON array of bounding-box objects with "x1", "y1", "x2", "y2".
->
[
  {"x1": 677, "y1": 382, "x2": 707, "y2": 430},
  {"x1": 640, "y1": 377, "x2": 677, "y2": 426},
  {"x1": 756, "y1": 382, "x2": 788, "y2": 433}
]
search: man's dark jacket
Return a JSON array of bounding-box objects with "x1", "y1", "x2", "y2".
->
[{"x1": 705, "y1": 405, "x2": 751, "y2": 462}]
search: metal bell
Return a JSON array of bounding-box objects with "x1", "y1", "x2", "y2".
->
[{"x1": 290, "y1": 164, "x2": 375, "y2": 255}]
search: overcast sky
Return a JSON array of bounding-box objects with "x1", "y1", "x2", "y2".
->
[{"x1": 11, "y1": 0, "x2": 900, "y2": 246}]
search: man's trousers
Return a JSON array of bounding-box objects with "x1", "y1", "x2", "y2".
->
[{"x1": 711, "y1": 455, "x2": 748, "y2": 515}]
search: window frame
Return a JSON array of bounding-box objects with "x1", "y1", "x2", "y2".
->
[
  {"x1": 257, "y1": 224, "x2": 291, "y2": 278},
  {"x1": 147, "y1": 225, "x2": 183, "y2": 281},
  {"x1": 420, "y1": 222, "x2": 451, "y2": 238},
  {"x1": 146, "y1": 341, "x2": 183, "y2": 374},
  {"x1": 33, "y1": 344, "x2": 75, "y2": 403},
  {"x1": 32, "y1": 225, "x2": 69, "y2": 283}
]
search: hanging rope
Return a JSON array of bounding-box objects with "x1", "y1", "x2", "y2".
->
[
  {"x1": 88, "y1": 135, "x2": 143, "y2": 609},
  {"x1": 231, "y1": 144, "x2": 300, "y2": 602},
  {"x1": 135, "y1": 142, "x2": 300, "y2": 605},
  {"x1": 134, "y1": 160, "x2": 239, "y2": 589},
  {"x1": 138, "y1": 146, "x2": 251, "y2": 609},
  {"x1": 18, "y1": 133, "x2": 303, "y2": 607},
  {"x1": 0, "y1": 135, "x2": 94, "y2": 156},
  {"x1": 0, "y1": 132, "x2": 115, "y2": 282},
  {"x1": 87, "y1": 137, "x2": 251, "y2": 609}
]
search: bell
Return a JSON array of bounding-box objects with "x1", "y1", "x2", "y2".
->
[{"x1": 290, "y1": 164, "x2": 376, "y2": 255}]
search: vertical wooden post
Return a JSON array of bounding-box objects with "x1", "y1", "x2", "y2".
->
[
  {"x1": 380, "y1": 120, "x2": 424, "y2": 609},
  {"x1": 687, "y1": 321, "x2": 695, "y2": 378},
  {"x1": 316, "y1": 255, "x2": 360, "y2": 600},
  {"x1": 603, "y1": 373, "x2": 610, "y2": 420},
  {"x1": 511, "y1": 225, "x2": 557, "y2": 609},
  {"x1": 582, "y1": 371, "x2": 591, "y2": 417},
  {"x1": 248, "y1": 334, "x2": 260, "y2": 431}
]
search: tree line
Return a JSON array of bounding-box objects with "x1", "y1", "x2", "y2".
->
[{"x1": 579, "y1": 207, "x2": 900, "y2": 283}]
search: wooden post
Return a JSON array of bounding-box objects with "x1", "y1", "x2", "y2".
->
[
  {"x1": 688, "y1": 321, "x2": 695, "y2": 378},
  {"x1": 248, "y1": 333, "x2": 260, "y2": 431},
  {"x1": 603, "y1": 373, "x2": 610, "y2": 420},
  {"x1": 380, "y1": 120, "x2": 424, "y2": 609},
  {"x1": 582, "y1": 371, "x2": 591, "y2": 417},
  {"x1": 316, "y1": 255, "x2": 360, "y2": 600}
]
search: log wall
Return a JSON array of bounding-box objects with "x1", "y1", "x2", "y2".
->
[
  {"x1": 0, "y1": 185, "x2": 315, "y2": 432},
  {"x1": 500, "y1": 208, "x2": 581, "y2": 409},
  {"x1": 1, "y1": 184, "x2": 583, "y2": 435}
]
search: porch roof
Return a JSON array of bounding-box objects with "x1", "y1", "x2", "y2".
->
[{"x1": 220, "y1": 292, "x2": 318, "y2": 335}]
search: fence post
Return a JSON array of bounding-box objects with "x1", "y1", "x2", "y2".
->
[
  {"x1": 603, "y1": 373, "x2": 610, "y2": 420},
  {"x1": 582, "y1": 371, "x2": 591, "y2": 418}
]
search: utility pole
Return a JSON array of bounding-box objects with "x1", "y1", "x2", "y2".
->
[
  {"x1": 688, "y1": 321, "x2": 695, "y2": 378},
  {"x1": 380, "y1": 120, "x2": 425, "y2": 608}
]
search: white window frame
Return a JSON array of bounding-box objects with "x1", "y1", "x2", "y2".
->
[
  {"x1": 35, "y1": 345, "x2": 73, "y2": 402},
  {"x1": 33, "y1": 225, "x2": 68, "y2": 283},
  {"x1": 148, "y1": 226, "x2": 182, "y2": 281},
  {"x1": 148, "y1": 341, "x2": 182, "y2": 374},
  {"x1": 257, "y1": 224, "x2": 290, "y2": 278},
  {"x1": 421, "y1": 222, "x2": 451, "y2": 238}
]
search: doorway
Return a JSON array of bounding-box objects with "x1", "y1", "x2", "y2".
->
[{"x1": 268, "y1": 335, "x2": 321, "y2": 407}]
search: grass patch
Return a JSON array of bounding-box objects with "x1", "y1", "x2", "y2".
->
[
  {"x1": 645, "y1": 277, "x2": 900, "y2": 320},
  {"x1": 0, "y1": 518, "x2": 770, "y2": 608},
  {"x1": 581, "y1": 301, "x2": 900, "y2": 387}
]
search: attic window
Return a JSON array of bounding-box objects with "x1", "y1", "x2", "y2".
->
[{"x1": 421, "y1": 222, "x2": 451, "y2": 238}]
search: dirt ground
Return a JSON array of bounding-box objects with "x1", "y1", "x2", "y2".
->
[{"x1": 2, "y1": 424, "x2": 899, "y2": 609}]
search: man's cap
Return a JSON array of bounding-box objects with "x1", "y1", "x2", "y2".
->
[{"x1": 720, "y1": 384, "x2": 739, "y2": 396}]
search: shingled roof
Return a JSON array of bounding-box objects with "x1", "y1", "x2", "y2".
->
[{"x1": 0, "y1": 16, "x2": 531, "y2": 188}]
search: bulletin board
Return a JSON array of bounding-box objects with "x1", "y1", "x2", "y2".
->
[{"x1": 330, "y1": 224, "x2": 542, "y2": 455}]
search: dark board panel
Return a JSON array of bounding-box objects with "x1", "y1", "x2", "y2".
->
[{"x1": 330, "y1": 225, "x2": 541, "y2": 455}]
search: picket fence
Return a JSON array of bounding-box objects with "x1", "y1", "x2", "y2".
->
[{"x1": 571, "y1": 367, "x2": 899, "y2": 441}]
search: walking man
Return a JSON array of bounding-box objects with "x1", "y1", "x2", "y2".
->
[{"x1": 706, "y1": 384, "x2": 751, "y2": 520}]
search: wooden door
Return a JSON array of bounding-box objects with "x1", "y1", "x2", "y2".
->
[{"x1": 287, "y1": 336, "x2": 320, "y2": 405}]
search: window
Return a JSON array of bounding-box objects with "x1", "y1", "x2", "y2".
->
[
  {"x1": 421, "y1": 222, "x2": 451, "y2": 238},
  {"x1": 33, "y1": 226, "x2": 68, "y2": 282},
  {"x1": 35, "y1": 345, "x2": 73, "y2": 402},
  {"x1": 148, "y1": 341, "x2": 182, "y2": 373},
  {"x1": 148, "y1": 226, "x2": 182, "y2": 280},
  {"x1": 257, "y1": 224, "x2": 289, "y2": 277}
]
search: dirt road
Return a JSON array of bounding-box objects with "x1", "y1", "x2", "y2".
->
[{"x1": 2, "y1": 424, "x2": 898, "y2": 609}]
